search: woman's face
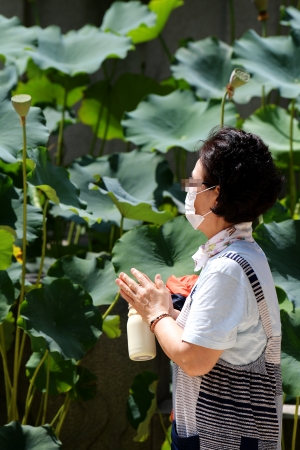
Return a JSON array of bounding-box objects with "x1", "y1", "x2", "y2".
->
[{"x1": 191, "y1": 159, "x2": 218, "y2": 221}]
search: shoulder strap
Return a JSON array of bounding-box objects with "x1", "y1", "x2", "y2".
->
[{"x1": 219, "y1": 251, "x2": 273, "y2": 339}]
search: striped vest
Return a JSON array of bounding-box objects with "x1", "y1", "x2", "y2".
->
[{"x1": 173, "y1": 252, "x2": 282, "y2": 450}]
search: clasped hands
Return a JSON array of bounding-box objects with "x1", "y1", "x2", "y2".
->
[{"x1": 115, "y1": 268, "x2": 173, "y2": 324}]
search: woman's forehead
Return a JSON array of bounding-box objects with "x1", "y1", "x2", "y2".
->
[{"x1": 191, "y1": 159, "x2": 203, "y2": 179}]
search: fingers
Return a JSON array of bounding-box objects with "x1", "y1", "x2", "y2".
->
[
  {"x1": 118, "y1": 272, "x2": 140, "y2": 293},
  {"x1": 115, "y1": 277, "x2": 137, "y2": 300},
  {"x1": 130, "y1": 268, "x2": 154, "y2": 287}
]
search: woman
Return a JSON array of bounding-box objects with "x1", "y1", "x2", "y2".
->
[{"x1": 116, "y1": 127, "x2": 283, "y2": 450}]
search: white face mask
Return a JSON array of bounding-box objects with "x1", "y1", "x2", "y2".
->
[{"x1": 185, "y1": 186, "x2": 216, "y2": 230}]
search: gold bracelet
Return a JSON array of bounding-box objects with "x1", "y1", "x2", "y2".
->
[{"x1": 150, "y1": 313, "x2": 172, "y2": 333}]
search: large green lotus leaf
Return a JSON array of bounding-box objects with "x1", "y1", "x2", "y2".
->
[
  {"x1": 122, "y1": 91, "x2": 237, "y2": 153},
  {"x1": 91, "y1": 177, "x2": 173, "y2": 225},
  {"x1": 263, "y1": 201, "x2": 291, "y2": 224},
  {"x1": 0, "y1": 271, "x2": 14, "y2": 323},
  {"x1": 19, "y1": 279, "x2": 103, "y2": 360},
  {"x1": 253, "y1": 220, "x2": 300, "y2": 308},
  {"x1": 281, "y1": 308, "x2": 300, "y2": 396},
  {"x1": 44, "y1": 256, "x2": 118, "y2": 306},
  {"x1": 0, "y1": 174, "x2": 42, "y2": 242},
  {"x1": 128, "y1": 0, "x2": 183, "y2": 44},
  {"x1": 233, "y1": 29, "x2": 300, "y2": 99},
  {"x1": 280, "y1": 6, "x2": 300, "y2": 29},
  {"x1": 72, "y1": 150, "x2": 173, "y2": 204},
  {"x1": 171, "y1": 37, "x2": 269, "y2": 103},
  {"x1": 0, "y1": 230, "x2": 14, "y2": 270},
  {"x1": 26, "y1": 351, "x2": 78, "y2": 395},
  {"x1": 26, "y1": 25, "x2": 132, "y2": 76},
  {"x1": 243, "y1": 105, "x2": 300, "y2": 167},
  {"x1": 112, "y1": 215, "x2": 206, "y2": 282},
  {"x1": 127, "y1": 371, "x2": 158, "y2": 442},
  {"x1": 0, "y1": 421, "x2": 62, "y2": 450},
  {"x1": 69, "y1": 366, "x2": 97, "y2": 402},
  {"x1": 100, "y1": 1, "x2": 156, "y2": 37},
  {"x1": 27, "y1": 147, "x2": 86, "y2": 210},
  {"x1": 103, "y1": 315, "x2": 121, "y2": 339},
  {"x1": 0, "y1": 101, "x2": 49, "y2": 164},
  {"x1": 0, "y1": 16, "x2": 38, "y2": 74},
  {"x1": 78, "y1": 73, "x2": 173, "y2": 140},
  {"x1": 0, "y1": 66, "x2": 18, "y2": 102}
]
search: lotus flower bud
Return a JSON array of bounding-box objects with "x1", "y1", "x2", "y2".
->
[
  {"x1": 226, "y1": 69, "x2": 250, "y2": 99},
  {"x1": 252, "y1": 0, "x2": 268, "y2": 21},
  {"x1": 11, "y1": 94, "x2": 32, "y2": 118}
]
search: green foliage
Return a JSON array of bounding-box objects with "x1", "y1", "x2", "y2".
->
[
  {"x1": 103, "y1": 315, "x2": 121, "y2": 338},
  {"x1": 281, "y1": 309, "x2": 300, "y2": 397},
  {"x1": 0, "y1": 271, "x2": 15, "y2": 323}
]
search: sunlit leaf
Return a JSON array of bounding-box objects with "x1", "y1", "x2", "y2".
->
[
  {"x1": 103, "y1": 315, "x2": 121, "y2": 338},
  {"x1": 0, "y1": 230, "x2": 14, "y2": 270},
  {"x1": 0, "y1": 421, "x2": 62, "y2": 450},
  {"x1": 19, "y1": 279, "x2": 103, "y2": 360},
  {"x1": 122, "y1": 91, "x2": 237, "y2": 152},
  {"x1": 101, "y1": 1, "x2": 156, "y2": 37},
  {"x1": 112, "y1": 215, "x2": 206, "y2": 282},
  {"x1": 27, "y1": 25, "x2": 132, "y2": 76}
]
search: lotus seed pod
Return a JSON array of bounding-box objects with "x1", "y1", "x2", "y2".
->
[
  {"x1": 253, "y1": 0, "x2": 268, "y2": 12},
  {"x1": 11, "y1": 94, "x2": 32, "y2": 117},
  {"x1": 229, "y1": 69, "x2": 250, "y2": 89}
]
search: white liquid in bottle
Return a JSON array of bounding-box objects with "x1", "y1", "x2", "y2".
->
[{"x1": 127, "y1": 306, "x2": 156, "y2": 361}]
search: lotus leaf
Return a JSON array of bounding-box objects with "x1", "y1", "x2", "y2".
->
[
  {"x1": 69, "y1": 366, "x2": 97, "y2": 402},
  {"x1": 26, "y1": 351, "x2": 78, "y2": 395},
  {"x1": 280, "y1": 6, "x2": 300, "y2": 29},
  {"x1": 0, "y1": 174, "x2": 42, "y2": 242},
  {"x1": 281, "y1": 308, "x2": 300, "y2": 396},
  {"x1": 91, "y1": 177, "x2": 173, "y2": 225},
  {"x1": 128, "y1": 0, "x2": 183, "y2": 44},
  {"x1": 0, "y1": 421, "x2": 62, "y2": 450},
  {"x1": 233, "y1": 29, "x2": 300, "y2": 99},
  {"x1": 44, "y1": 256, "x2": 118, "y2": 306},
  {"x1": 127, "y1": 371, "x2": 158, "y2": 442},
  {"x1": 78, "y1": 73, "x2": 173, "y2": 140},
  {"x1": 262, "y1": 202, "x2": 291, "y2": 224},
  {"x1": 27, "y1": 147, "x2": 86, "y2": 210},
  {"x1": 0, "y1": 230, "x2": 14, "y2": 270},
  {"x1": 122, "y1": 91, "x2": 237, "y2": 153},
  {"x1": 26, "y1": 25, "x2": 132, "y2": 76},
  {"x1": 19, "y1": 279, "x2": 103, "y2": 360},
  {"x1": 43, "y1": 107, "x2": 76, "y2": 134},
  {"x1": 0, "y1": 66, "x2": 18, "y2": 102},
  {"x1": 253, "y1": 220, "x2": 300, "y2": 308},
  {"x1": 243, "y1": 105, "x2": 300, "y2": 167},
  {"x1": 0, "y1": 16, "x2": 38, "y2": 74},
  {"x1": 112, "y1": 215, "x2": 206, "y2": 282},
  {"x1": 0, "y1": 101, "x2": 49, "y2": 164},
  {"x1": 277, "y1": 286, "x2": 293, "y2": 314},
  {"x1": 101, "y1": 1, "x2": 156, "y2": 37},
  {"x1": 103, "y1": 315, "x2": 121, "y2": 338}
]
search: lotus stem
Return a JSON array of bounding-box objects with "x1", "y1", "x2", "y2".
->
[
  {"x1": 30, "y1": 0, "x2": 41, "y2": 26},
  {"x1": 292, "y1": 396, "x2": 299, "y2": 450},
  {"x1": 109, "y1": 224, "x2": 115, "y2": 252},
  {"x1": 158, "y1": 34, "x2": 173, "y2": 62},
  {"x1": 17, "y1": 331, "x2": 27, "y2": 376},
  {"x1": 35, "y1": 392, "x2": 45, "y2": 426},
  {"x1": 0, "y1": 326, "x2": 12, "y2": 418},
  {"x1": 98, "y1": 99, "x2": 111, "y2": 157},
  {"x1": 119, "y1": 215, "x2": 124, "y2": 237},
  {"x1": 89, "y1": 100, "x2": 105, "y2": 157},
  {"x1": 289, "y1": 99, "x2": 297, "y2": 216},
  {"x1": 66, "y1": 221, "x2": 75, "y2": 246},
  {"x1": 262, "y1": 20, "x2": 267, "y2": 37},
  {"x1": 74, "y1": 225, "x2": 81, "y2": 245},
  {"x1": 103, "y1": 293, "x2": 120, "y2": 320},
  {"x1": 228, "y1": 0, "x2": 236, "y2": 44},
  {"x1": 261, "y1": 85, "x2": 266, "y2": 109},
  {"x1": 220, "y1": 91, "x2": 228, "y2": 127},
  {"x1": 41, "y1": 352, "x2": 51, "y2": 424},
  {"x1": 157, "y1": 406, "x2": 171, "y2": 445},
  {"x1": 36, "y1": 199, "x2": 49, "y2": 286},
  {"x1": 22, "y1": 350, "x2": 48, "y2": 424},
  {"x1": 56, "y1": 88, "x2": 68, "y2": 166},
  {"x1": 50, "y1": 403, "x2": 65, "y2": 427},
  {"x1": 55, "y1": 393, "x2": 71, "y2": 438}
]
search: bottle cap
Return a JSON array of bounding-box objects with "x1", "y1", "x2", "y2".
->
[{"x1": 128, "y1": 304, "x2": 138, "y2": 317}]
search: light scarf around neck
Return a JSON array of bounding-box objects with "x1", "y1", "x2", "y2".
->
[{"x1": 192, "y1": 222, "x2": 254, "y2": 271}]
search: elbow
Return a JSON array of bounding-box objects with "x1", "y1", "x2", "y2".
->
[{"x1": 179, "y1": 359, "x2": 211, "y2": 378}]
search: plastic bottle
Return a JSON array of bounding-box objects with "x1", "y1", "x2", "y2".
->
[{"x1": 127, "y1": 305, "x2": 156, "y2": 361}]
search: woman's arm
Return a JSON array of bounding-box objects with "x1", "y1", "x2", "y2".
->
[{"x1": 115, "y1": 269, "x2": 222, "y2": 377}]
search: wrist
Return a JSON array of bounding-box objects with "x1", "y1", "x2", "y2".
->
[{"x1": 150, "y1": 313, "x2": 173, "y2": 333}]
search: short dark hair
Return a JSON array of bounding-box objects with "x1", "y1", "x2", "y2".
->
[{"x1": 199, "y1": 127, "x2": 284, "y2": 223}]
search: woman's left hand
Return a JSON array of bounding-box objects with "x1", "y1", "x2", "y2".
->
[{"x1": 115, "y1": 268, "x2": 170, "y2": 324}]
